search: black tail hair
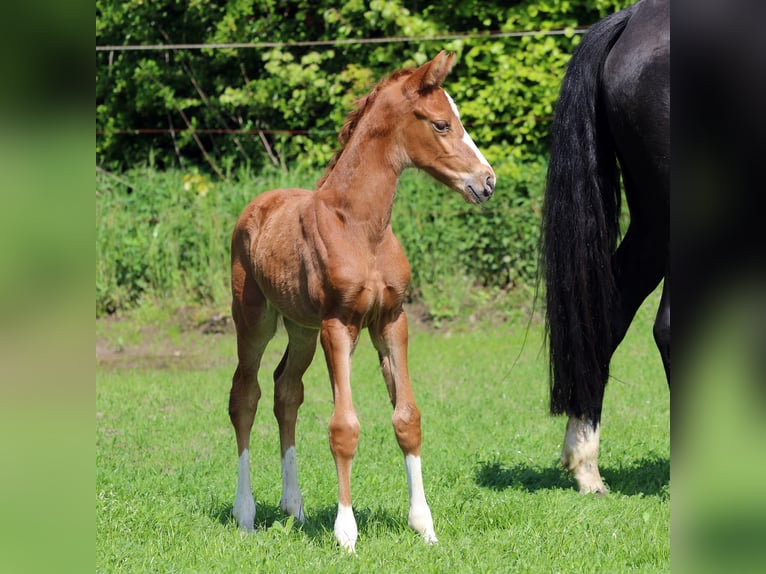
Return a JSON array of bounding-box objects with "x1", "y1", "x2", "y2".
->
[{"x1": 541, "y1": 5, "x2": 636, "y2": 426}]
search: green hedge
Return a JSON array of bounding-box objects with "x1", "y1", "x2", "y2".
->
[
  {"x1": 96, "y1": 0, "x2": 631, "y2": 172},
  {"x1": 96, "y1": 159, "x2": 545, "y2": 318},
  {"x1": 96, "y1": 0, "x2": 632, "y2": 318}
]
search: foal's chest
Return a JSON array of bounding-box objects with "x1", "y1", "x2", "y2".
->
[{"x1": 328, "y1": 237, "x2": 411, "y2": 321}]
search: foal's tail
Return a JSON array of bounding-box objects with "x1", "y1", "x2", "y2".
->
[{"x1": 541, "y1": 6, "x2": 636, "y2": 425}]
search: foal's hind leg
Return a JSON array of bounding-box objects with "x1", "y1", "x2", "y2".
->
[
  {"x1": 229, "y1": 282, "x2": 278, "y2": 530},
  {"x1": 370, "y1": 311, "x2": 437, "y2": 544},
  {"x1": 273, "y1": 318, "x2": 318, "y2": 522}
]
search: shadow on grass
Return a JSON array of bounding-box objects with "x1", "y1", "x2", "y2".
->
[
  {"x1": 475, "y1": 455, "x2": 669, "y2": 497},
  {"x1": 601, "y1": 456, "x2": 670, "y2": 496},
  {"x1": 475, "y1": 461, "x2": 571, "y2": 492},
  {"x1": 211, "y1": 501, "x2": 405, "y2": 541}
]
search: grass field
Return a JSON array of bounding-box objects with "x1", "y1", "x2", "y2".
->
[{"x1": 96, "y1": 291, "x2": 669, "y2": 573}]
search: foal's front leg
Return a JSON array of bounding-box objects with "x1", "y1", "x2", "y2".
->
[
  {"x1": 371, "y1": 311, "x2": 437, "y2": 544},
  {"x1": 320, "y1": 318, "x2": 361, "y2": 552}
]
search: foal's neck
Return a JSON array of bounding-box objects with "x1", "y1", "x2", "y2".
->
[{"x1": 315, "y1": 132, "x2": 404, "y2": 238}]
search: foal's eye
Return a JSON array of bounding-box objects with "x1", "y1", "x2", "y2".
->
[{"x1": 432, "y1": 120, "x2": 450, "y2": 133}]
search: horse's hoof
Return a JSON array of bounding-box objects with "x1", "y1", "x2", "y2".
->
[
  {"x1": 334, "y1": 504, "x2": 358, "y2": 553},
  {"x1": 577, "y1": 480, "x2": 608, "y2": 496},
  {"x1": 335, "y1": 528, "x2": 357, "y2": 554},
  {"x1": 280, "y1": 495, "x2": 306, "y2": 523},
  {"x1": 421, "y1": 530, "x2": 439, "y2": 545},
  {"x1": 232, "y1": 500, "x2": 256, "y2": 532},
  {"x1": 409, "y1": 507, "x2": 437, "y2": 544}
]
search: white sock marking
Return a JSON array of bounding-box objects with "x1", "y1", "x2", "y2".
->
[
  {"x1": 562, "y1": 417, "x2": 606, "y2": 494},
  {"x1": 280, "y1": 446, "x2": 305, "y2": 521},
  {"x1": 233, "y1": 449, "x2": 256, "y2": 530},
  {"x1": 405, "y1": 454, "x2": 438, "y2": 543},
  {"x1": 334, "y1": 503, "x2": 358, "y2": 552}
]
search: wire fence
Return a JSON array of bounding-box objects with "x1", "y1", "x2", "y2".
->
[
  {"x1": 95, "y1": 116, "x2": 553, "y2": 137},
  {"x1": 96, "y1": 26, "x2": 589, "y2": 52},
  {"x1": 96, "y1": 25, "x2": 582, "y2": 169}
]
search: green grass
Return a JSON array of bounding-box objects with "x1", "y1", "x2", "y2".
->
[{"x1": 96, "y1": 291, "x2": 669, "y2": 573}]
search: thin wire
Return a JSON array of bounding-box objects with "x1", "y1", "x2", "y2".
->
[
  {"x1": 96, "y1": 27, "x2": 588, "y2": 52},
  {"x1": 95, "y1": 128, "x2": 335, "y2": 136},
  {"x1": 95, "y1": 117, "x2": 553, "y2": 137}
]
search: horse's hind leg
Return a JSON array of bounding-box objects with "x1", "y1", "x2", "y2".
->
[
  {"x1": 654, "y1": 269, "x2": 670, "y2": 385},
  {"x1": 370, "y1": 311, "x2": 437, "y2": 544},
  {"x1": 561, "y1": 416, "x2": 605, "y2": 495},
  {"x1": 273, "y1": 318, "x2": 318, "y2": 522},
  {"x1": 562, "y1": 217, "x2": 666, "y2": 494},
  {"x1": 229, "y1": 274, "x2": 278, "y2": 530}
]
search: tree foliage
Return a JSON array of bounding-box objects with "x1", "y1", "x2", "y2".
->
[
  {"x1": 96, "y1": 1, "x2": 635, "y2": 317},
  {"x1": 96, "y1": 0, "x2": 633, "y2": 173}
]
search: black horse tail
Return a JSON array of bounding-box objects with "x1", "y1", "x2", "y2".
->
[{"x1": 541, "y1": 5, "x2": 636, "y2": 426}]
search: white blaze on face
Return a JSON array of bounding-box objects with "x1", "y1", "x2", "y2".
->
[{"x1": 444, "y1": 91, "x2": 493, "y2": 171}]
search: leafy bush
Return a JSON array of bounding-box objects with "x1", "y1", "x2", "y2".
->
[
  {"x1": 96, "y1": 0, "x2": 634, "y2": 317},
  {"x1": 96, "y1": 164, "x2": 317, "y2": 315},
  {"x1": 394, "y1": 159, "x2": 544, "y2": 291},
  {"x1": 96, "y1": 159, "x2": 545, "y2": 318},
  {"x1": 96, "y1": 0, "x2": 632, "y2": 172}
]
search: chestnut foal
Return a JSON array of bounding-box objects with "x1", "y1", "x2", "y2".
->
[{"x1": 228, "y1": 51, "x2": 495, "y2": 552}]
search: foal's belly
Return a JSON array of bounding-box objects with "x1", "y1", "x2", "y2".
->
[{"x1": 254, "y1": 253, "x2": 408, "y2": 329}]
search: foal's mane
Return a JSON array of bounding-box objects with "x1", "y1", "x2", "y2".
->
[{"x1": 316, "y1": 68, "x2": 415, "y2": 189}]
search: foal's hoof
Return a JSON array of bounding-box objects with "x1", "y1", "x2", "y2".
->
[
  {"x1": 232, "y1": 494, "x2": 256, "y2": 531},
  {"x1": 280, "y1": 495, "x2": 306, "y2": 523},
  {"x1": 334, "y1": 504, "x2": 358, "y2": 553},
  {"x1": 577, "y1": 479, "x2": 608, "y2": 496},
  {"x1": 409, "y1": 508, "x2": 438, "y2": 544},
  {"x1": 335, "y1": 531, "x2": 357, "y2": 554}
]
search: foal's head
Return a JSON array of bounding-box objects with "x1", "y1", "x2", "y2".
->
[{"x1": 388, "y1": 51, "x2": 496, "y2": 203}]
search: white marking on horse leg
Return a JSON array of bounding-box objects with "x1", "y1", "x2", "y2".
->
[
  {"x1": 232, "y1": 449, "x2": 256, "y2": 530},
  {"x1": 405, "y1": 454, "x2": 438, "y2": 544},
  {"x1": 444, "y1": 91, "x2": 493, "y2": 171},
  {"x1": 279, "y1": 446, "x2": 305, "y2": 522},
  {"x1": 334, "y1": 503, "x2": 358, "y2": 553},
  {"x1": 561, "y1": 416, "x2": 607, "y2": 494}
]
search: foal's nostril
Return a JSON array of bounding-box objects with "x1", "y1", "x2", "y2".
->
[{"x1": 484, "y1": 175, "x2": 495, "y2": 196}]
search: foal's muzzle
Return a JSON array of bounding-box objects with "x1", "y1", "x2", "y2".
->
[{"x1": 465, "y1": 171, "x2": 496, "y2": 204}]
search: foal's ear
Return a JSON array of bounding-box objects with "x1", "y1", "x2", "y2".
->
[{"x1": 403, "y1": 50, "x2": 456, "y2": 96}]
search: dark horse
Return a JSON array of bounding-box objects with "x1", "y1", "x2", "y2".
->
[{"x1": 541, "y1": 0, "x2": 669, "y2": 494}]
